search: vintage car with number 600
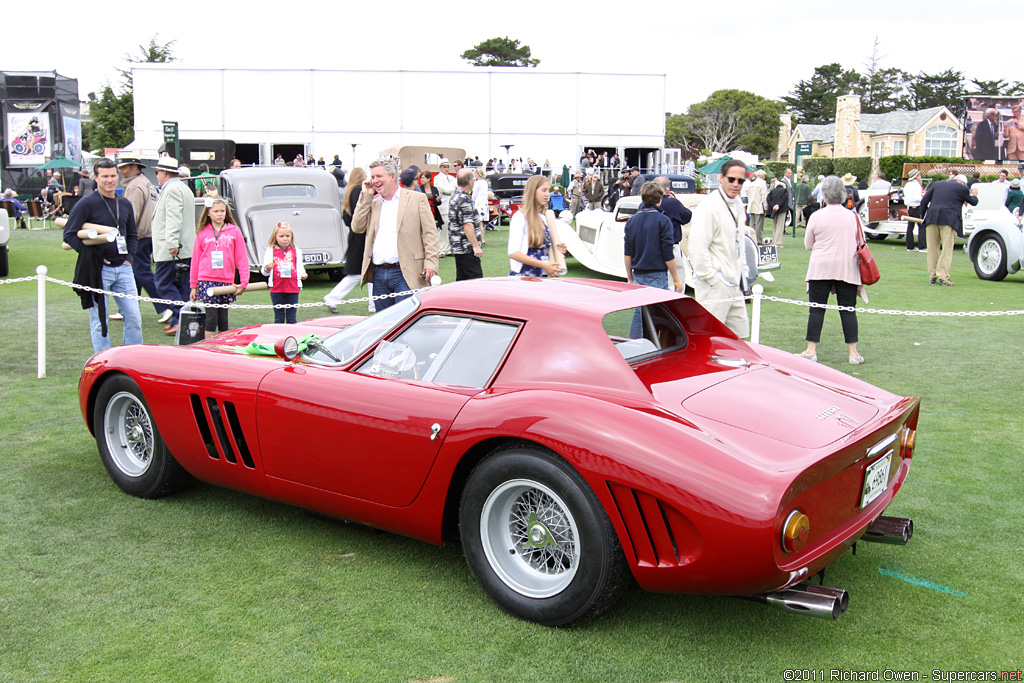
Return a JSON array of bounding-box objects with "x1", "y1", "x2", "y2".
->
[
  {"x1": 217, "y1": 167, "x2": 348, "y2": 278},
  {"x1": 80, "y1": 277, "x2": 919, "y2": 625}
]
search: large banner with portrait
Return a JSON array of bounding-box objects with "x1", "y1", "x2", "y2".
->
[
  {"x1": 963, "y1": 96, "x2": 1024, "y2": 162},
  {"x1": 5, "y1": 110, "x2": 52, "y2": 166},
  {"x1": 60, "y1": 103, "x2": 81, "y2": 163}
]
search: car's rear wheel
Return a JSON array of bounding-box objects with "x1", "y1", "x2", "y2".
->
[
  {"x1": 459, "y1": 444, "x2": 629, "y2": 626},
  {"x1": 972, "y1": 233, "x2": 1008, "y2": 281},
  {"x1": 93, "y1": 375, "x2": 189, "y2": 498}
]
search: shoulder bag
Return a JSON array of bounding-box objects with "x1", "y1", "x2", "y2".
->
[{"x1": 854, "y1": 213, "x2": 880, "y2": 286}]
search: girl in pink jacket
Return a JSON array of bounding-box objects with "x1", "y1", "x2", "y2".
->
[{"x1": 190, "y1": 198, "x2": 250, "y2": 338}]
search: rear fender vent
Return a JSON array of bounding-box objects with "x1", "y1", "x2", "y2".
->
[
  {"x1": 607, "y1": 482, "x2": 701, "y2": 568},
  {"x1": 189, "y1": 394, "x2": 256, "y2": 469}
]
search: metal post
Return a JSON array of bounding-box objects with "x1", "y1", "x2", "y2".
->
[
  {"x1": 750, "y1": 284, "x2": 764, "y2": 345},
  {"x1": 37, "y1": 264, "x2": 47, "y2": 379}
]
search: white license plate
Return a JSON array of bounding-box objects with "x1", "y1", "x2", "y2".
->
[
  {"x1": 860, "y1": 452, "x2": 892, "y2": 508},
  {"x1": 303, "y1": 252, "x2": 327, "y2": 264}
]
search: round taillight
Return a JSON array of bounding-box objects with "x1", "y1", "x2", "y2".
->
[
  {"x1": 900, "y1": 427, "x2": 916, "y2": 459},
  {"x1": 782, "y1": 510, "x2": 811, "y2": 554}
]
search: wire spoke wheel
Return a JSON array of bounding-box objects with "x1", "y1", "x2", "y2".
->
[
  {"x1": 103, "y1": 391, "x2": 155, "y2": 477},
  {"x1": 481, "y1": 479, "x2": 581, "y2": 598}
]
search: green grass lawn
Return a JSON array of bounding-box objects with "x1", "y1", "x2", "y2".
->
[{"x1": 1, "y1": 223, "x2": 1022, "y2": 682}]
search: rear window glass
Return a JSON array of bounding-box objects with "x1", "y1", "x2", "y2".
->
[
  {"x1": 602, "y1": 303, "x2": 687, "y2": 363},
  {"x1": 262, "y1": 184, "x2": 317, "y2": 200}
]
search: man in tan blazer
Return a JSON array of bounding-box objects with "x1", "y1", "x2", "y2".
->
[
  {"x1": 352, "y1": 158, "x2": 439, "y2": 310},
  {"x1": 1006, "y1": 105, "x2": 1024, "y2": 161}
]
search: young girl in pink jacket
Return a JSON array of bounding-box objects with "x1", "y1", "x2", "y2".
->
[{"x1": 190, "y1": 198, "x2": 250, "y2": 338}]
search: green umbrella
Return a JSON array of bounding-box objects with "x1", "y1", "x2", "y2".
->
[
  {"x1": 33, "y1": 156, "x2": 83, "y2": 172},
  {"x1": 696, "y1": 156, "x2": 755, "y2": 175},
  {"x1": 560, "y1": 164, "x2": 570, "y2": 188}
]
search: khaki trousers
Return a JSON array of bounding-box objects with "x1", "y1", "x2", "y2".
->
[
  {"x1": 694, "y1": 277, "x2": 749, "y2": 339},
  {"x1": 772, "y1": 212, "x2": 787, "y2": 245},
  {"x1": 926, "y1": 224, "x2": 956, "y2": 282}
]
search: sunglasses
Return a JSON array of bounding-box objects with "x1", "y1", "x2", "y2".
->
[{"x1": 722, "y1": 176, "x2": 746, "y2": 185}]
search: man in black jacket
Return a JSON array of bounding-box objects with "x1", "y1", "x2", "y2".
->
[{"x1": 919, "y1": 174, "x2": 979, "y2": 286}]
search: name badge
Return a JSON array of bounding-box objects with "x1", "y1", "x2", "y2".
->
[
  {"x1": 211, "y1": 250, "x2": 224, "y2": 270},
  {"x1": 116, "y1": 235, "x2": 128, "y2": 255},
  {"x1": 279, "y1": 262, "x2": 292, "y2": 279}
]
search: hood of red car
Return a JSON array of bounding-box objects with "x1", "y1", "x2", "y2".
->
[
  {"x1": 192, "y1": 318, "x2": 359, "y2": 354},
  {"x1": 681, "y1": 366, "x2": 879, "y2": 449}
]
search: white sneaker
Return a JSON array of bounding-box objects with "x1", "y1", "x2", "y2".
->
[
  {"x1": 108, "y1": 312, "x2": 123, "y2": 321},
  {"x1": 157, "y1": 309, "x2": 173, "y2": 324}
]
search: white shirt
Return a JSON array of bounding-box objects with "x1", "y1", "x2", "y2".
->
[
  {"x1": 994, "y1": 179, "x2": 1010, "y2": 204},
  {"x1": 472, "y1": 179, "x2": 488, "y2": 213},
  {"x1": 372, "y1": 188, "x2": 402, "y2": 265},
  {"x1": 869, "y1": 179, "x2": 892, "y2": 192},
  {"x1": 903, "y1": 179, "x2": 922, "y2": 207},
  {"x1": 434, "y1": 173, "x2": 456, "y2": 204}
]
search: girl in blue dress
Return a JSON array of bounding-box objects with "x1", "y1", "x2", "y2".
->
[{"x1": 507, "y1": 175, "x2": 566, "y2": 277}]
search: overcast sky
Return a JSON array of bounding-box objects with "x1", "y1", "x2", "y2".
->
[{"x1": 8, "y1": 1, "x2": 1017, "y2": 115}]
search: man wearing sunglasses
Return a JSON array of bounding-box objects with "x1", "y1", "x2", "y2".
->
[{"x1": 688, "y1": 159, "x2": 750, "y2": 338}]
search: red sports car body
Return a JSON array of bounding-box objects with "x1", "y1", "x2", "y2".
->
[{"x1": 79, "y1": 277, "x2": 919, "y2": 625}]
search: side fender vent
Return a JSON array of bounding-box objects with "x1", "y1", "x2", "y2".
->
[
  {"x1": 223, "y1": 401, "x2": 255, "y2": 469},
  {"x1": 607, "y1": 482, "x2": 701, "y2": 568},
  {"x1": 189, "y1": 394, "x2": 218, "y2": 459},
  {"x1": 189, "y1": 394, "x2": 256, "y2": 470},
  {"x1": 206, "y1": 397, "x2": 237, "y2": 464}
]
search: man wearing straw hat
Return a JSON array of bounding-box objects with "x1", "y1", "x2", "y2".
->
[
  {"x1": 902, "y1": 169, "x2": 925, "y2": 251},
  {"x1": 151, "y1": 156, "x2": 196, "y2": 336},
  {"x1": 63, "y1": 158, "x2": 143, "y2": 353},
  {"x1": 117, "y1": 152, "x2": 171, "y2": 324}
]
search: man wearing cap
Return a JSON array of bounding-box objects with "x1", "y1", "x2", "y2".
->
[
  {"x1": 903, "y1": 169, "x2": 925, "y2": 251},
  {"x1": 151, "y1": 156, "x2": 196, "y2": 334},
  {"x1": 63, "y1": 158, "x2": 142, "y2": 353},
  {"x1": 353, "y1": 157, "x2": 439, "y2": 310},
  {"x1": 629, "y1": 167, "x2": 644, "y2": 196},
  {"x1": 918, "y1": 174, "x2": 978, "y2": 286},
  {"x1": 118, "y1": 153, "x2": 171, "y2": 324},
  {"x1": 433, "y1": 159, "x2": 456, "y2": 257}
]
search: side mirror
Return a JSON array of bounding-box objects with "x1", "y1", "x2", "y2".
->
[{"x1": 274, "y1": 336, "x2": 300, "y2": 361}]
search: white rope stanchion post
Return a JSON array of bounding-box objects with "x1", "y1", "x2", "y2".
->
[
  {"x1": 750, "y1": 284, "x2": 763, "y2": 345},
  {"x1": 36, "y1": 265, "x2": 47, "y2": 379}
]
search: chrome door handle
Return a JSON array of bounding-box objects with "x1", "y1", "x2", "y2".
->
[{"x1": 430, "y1": 423, "x2": 441, "y2": 441}]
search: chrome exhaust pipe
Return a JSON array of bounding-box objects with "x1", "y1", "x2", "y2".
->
[
  {"x1": 862, "y1": 516, "x2": 914, "y2": 545},
  {"x1": 740, "y1": 584, "x2": 847, "y2": 620}
]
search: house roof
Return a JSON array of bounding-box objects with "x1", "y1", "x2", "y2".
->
[{"x1": 795, "y1": 106, "x2": 950, "y2": 143}]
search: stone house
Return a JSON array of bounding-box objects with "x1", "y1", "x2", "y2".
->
[{"x1": 778, "y1": 94, "x2": 964, "y2": 169}]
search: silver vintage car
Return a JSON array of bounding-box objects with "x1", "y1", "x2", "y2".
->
[{"x1": 217, "y1": 167, "x2": 348, "y2": 277}]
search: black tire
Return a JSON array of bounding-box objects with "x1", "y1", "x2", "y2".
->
[
  {"x1": 459, "y1": 444, "x2": 630, "y2": 626},
  {"x1": 867, "y1": 234, "x2": 888, "y2": 242},
  {"x1": 972, "y1": 233, "x2": 1008, "y2": 281},
  {"x1": 93, "y1": 375, "x2": 189, "y2": 498},
  {"x1": 0, "y1": 245, "x2": 8, "y2": 277}
]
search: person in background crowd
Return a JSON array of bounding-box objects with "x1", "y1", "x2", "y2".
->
[
  {"x1": 2, "y1": 189, "x2": 28, "y2": 229},
  {"x1": 274, "y1": 154, "x2": 286, "y2": 166},
  {"x1": 190, "y1": 197, "x2": 250, "y2": 337},
  {"x1": 782, "y1": 168, "x2": 795, "y2": 226},
  {"x1": 652, "y1": 176, "x2": 692, "y2": 248},
  {"x1": 331, "y1": 154, "x2": 343, "y2": 167},
  {"x1": 434, "y1": 159, "x2": 456, "y2": 258},
  {"x1": 841, "y1": 173, "x2": 861, "y2": 211},
  {"x1": 568, "y1": 172, "x2": 583, "y2": 215},
  {"x1": 688, "y1": 159, "x2": 750, "y2": 338},
  {"x1": 903, "y1": 169, "x2": 925, "y2": 251},
  {"x1": 868, "y1": 172, "x2": 891, "y2": 192},
  {"x1": 624, "y1": 181, "x2": 682, "y2": 338},
  {"x1": 507, "y1": 175, "x2": 566, "y2": 277},
  {"x1": 262, "y1": 221, "x2": 306, "y2": 324},
  {"x1": 747, "y1": 169, "x2": 768, "y2": 243},
  {"x1": 324, "y1": 167, "x2": 368, "y2": 314},
  {"x1": 78, "y1": 167, "x2": 94, "y2": 196},
  {"x1": 351, "y1": 157, "x2": 439, "y2": 310},
  {"x1": 972, "y1": 108, "x2": 1000, "y2": 161},
  {"x1": 629, "y1": 167, "x2": 644, "y2": 196},
  {"x1": 919, "y1": 173, "x2": 978, "y2": 286},
  {"x1": 799, "y1": 176, "x2": 864, "y2": 365},
  {"x1": 194, "y1": 163, "x2": 216, "y2": 196},
  {"x1": 1005, "y1": 105, "x2": 1024, "y2": 161},
  {"x1": 230, "y1": 158, "x2": 242, "y2": 169},
  {"x1": 1004, "y1": 178, "x2": 1022, "y2": 216},
  {"x1": 767, "y1": 179, "x2": 789, "y2": 246},
  {"x1": 117, "y1": 152, "x2": 169, "y2": 324},
  {"x1": 584, "y1": 172, "x2": 604, "y2": 210},
  {"x1": 417, "y1": 170, "x2": 443, "y2": 228},
  {"x1": 794, "y1": 173, "x2": 812, "y2": 230},
  {"x1": 448, "y1": 168, "x2": 484, "y2": 281},
  {"x1": 62, "y1": 158, "x2": 142, "y2": 353},
  {"x1": 811, "y1": 174, "x2": 826, "y2": 204},
  {"x1": 967, "y1": 171, "x2": 981, "y2": 188},
  {"x1": 993, "y1": 170, "x2": 1011, "y2": 205},
  {"x1": 150, "y1": 156, "x2": 196, "y2": 336},
  {"x1": 472, "y1": 167, "x2": 490, "y2": 240}
]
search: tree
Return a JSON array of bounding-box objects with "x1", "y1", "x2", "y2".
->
[
  {"x1": 672, "y1": 90, "x2": 784, "y2": 158},
  {"x1": 904, "y1": 69, "x2": 965, "y2": 118},
  {"x1": 783, "y1": 63, "x2": 862, "y2": 124},
  {"x1": 461, "y1": 37, "x2": 538, "y2": 67},
  {"x1": 859, "y1": 39, "x2": 910, "y2": 114},
  {"x1": 969, "y1": 78, "x2": 1007, "y2": 94},
  {"x1": 83, "y1": 35, "x2": 177, "y2": 152}
]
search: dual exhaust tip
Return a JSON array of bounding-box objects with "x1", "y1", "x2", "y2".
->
[{"x1": 744, "y1": 515, "x2": 914, "y2": 620}]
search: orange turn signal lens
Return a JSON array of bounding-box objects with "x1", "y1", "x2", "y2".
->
[
  {"x1": 782, "y1": 510, "x2": 811, "y2": 554},
  {"x1": 900, "y1": 427, "x2": 916, "y2": 460}
]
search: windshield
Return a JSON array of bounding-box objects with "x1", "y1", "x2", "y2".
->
[
  {"x1": 262, "y1": 184, "x2": 317, "y2": 200},
  {"x1": 303, "y1": 295, "x2": 419, "y2": 365}
]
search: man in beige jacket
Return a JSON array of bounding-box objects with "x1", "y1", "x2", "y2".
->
[
  {"x1": 117, "y1": 152, "x2": 169, "y2": 323},
  {"x1": 353, "y1": 158, "x2": 439, "y2": 310},
  {"x1": 746, "y1": 169, "x2": 768, "y2": 244}
]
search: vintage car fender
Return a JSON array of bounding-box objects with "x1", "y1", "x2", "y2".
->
[{"x1": 966, "y1": 217, "x2": 1024, "y2": 278}]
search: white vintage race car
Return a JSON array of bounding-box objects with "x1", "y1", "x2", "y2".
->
[
  {"x1": 560, "y1": 195, "x2": 774, "y2": 290},
  {"x1": 965, "y1": 188, "x2": 1024, "y2": 281}
]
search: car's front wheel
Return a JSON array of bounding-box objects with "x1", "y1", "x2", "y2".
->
[
  {"x1": 972, "y1": 233, "x2": 1008, "y2": 281},
  {"x1": 93, "y1": 375, "x2": 189, "y2": 498},
  {"x1": 459, "y1": 444, "x2": 629, "y2": 626}
]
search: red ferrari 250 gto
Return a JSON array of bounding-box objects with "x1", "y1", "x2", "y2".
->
[{"x1": 79, "y1": 277, "x2": 918, "y2": 626}]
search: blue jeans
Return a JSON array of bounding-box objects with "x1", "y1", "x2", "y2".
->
[
  {"x1": 629, "y1": 270, "x2": 668, "y2": 338},
  {"x1": 371, "y1": 265, "x2": 412, "y2": 311},
  {"x1": 271, "y1": 292, "x2": 299, "y2": 324},
  {"x1": 87, "y1": 263, "x2": 143, "y2": 353}
]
